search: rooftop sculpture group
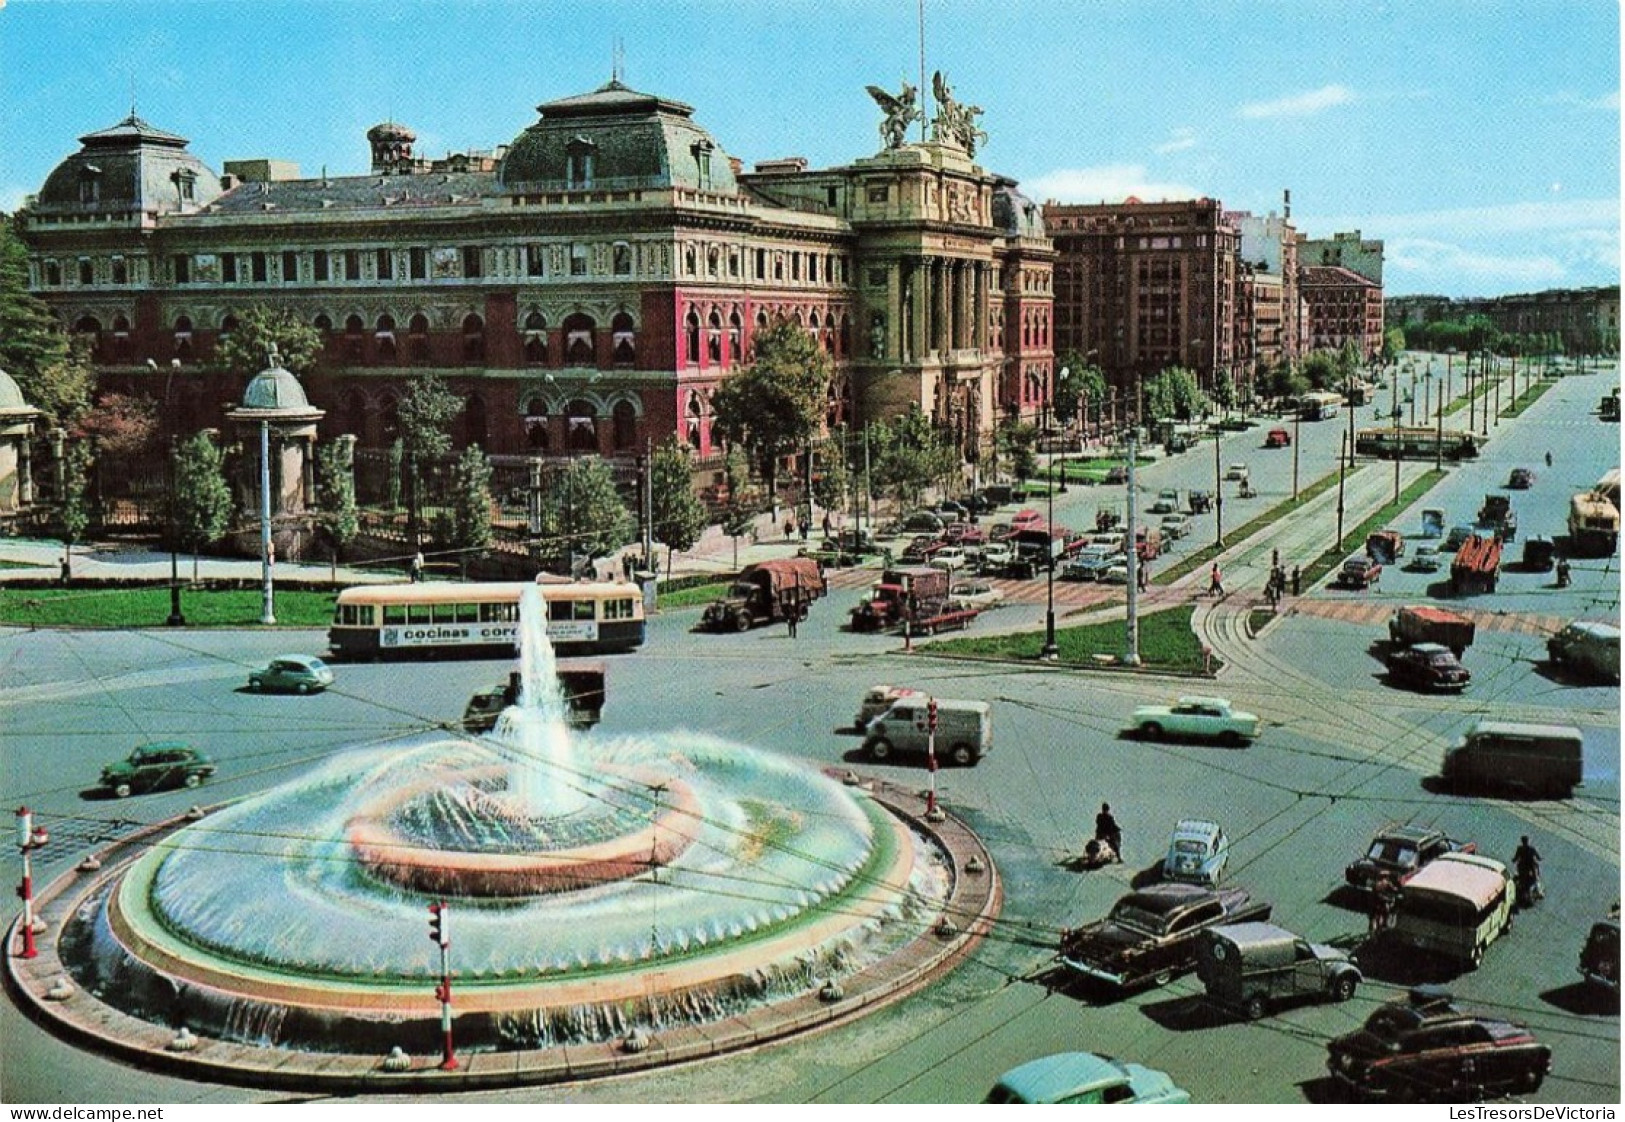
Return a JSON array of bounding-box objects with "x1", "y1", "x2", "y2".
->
[{"x1": 867, "y1": 71, "x2": 986, "y2": 157}]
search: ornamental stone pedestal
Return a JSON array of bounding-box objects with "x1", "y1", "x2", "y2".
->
[{"x1": 225, "y1": 357, "x2": 325, "y2": 562}]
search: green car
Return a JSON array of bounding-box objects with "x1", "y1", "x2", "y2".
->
[
  {"x1": 248, "y1": 654, "x2": 335, "y2": 694},
  {"x1": 986, "y1": 1052, "x2": 1191, "y2": 1104},
  {"x1": 100, "y1": 742, "x2": 216, "y2": 798}
]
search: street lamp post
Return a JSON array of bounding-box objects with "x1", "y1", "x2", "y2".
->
[
  {"x1": 1040, "y1": 452, "x2": 1058, "y2": 661},
  {"x1": 259, "y1": 418, "x2": 276, "y2": 625},
  {"x1": 1055, "y1": 366, "x2": 1070, "y2": 493},
  {"x1": 162, "y1": 358, "x2": 186, "y2": 626}
]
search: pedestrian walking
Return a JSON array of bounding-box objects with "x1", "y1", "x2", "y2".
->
[
  {"x1": 410, "y1": 550, "x2": 425, "y2": 583},
  {"x1": 1272, "y1": 547, "x2": 1281, "y2": 572},
  {"x1": 783, "y1": 518, "x2": 794, "y2": 541},
  {"x1": 1290, "y1": 565, "x2": 1301, "y2": 597},
  {"x1": 1369, "y1": 875, "x2": 1397, "y2": 937},
  {"x1": 1207, "y1": 563, "x2": 1225, "y2": 597},
  {"x1": 59, "y1": 553, "x2": 71, "y2": 584},
  {"x1": 822, "y1": 512, "x2": 833, "y2": 537},
  {"x1": 1137, "y1": 562, "x2": 1149, "y2": 592},
  {"x1": 786, "y1": 606, "x2": 799, "y2": 639},
  {"x1": 799, "y1": 520, "x2": 810, "y2": 543}
]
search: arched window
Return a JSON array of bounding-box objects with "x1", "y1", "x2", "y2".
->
[
  {"x1": 345, "y1": 314, "x2": 365, "y2": 360},
  {"x1": 173, "y1": 315, "x2": 194, "y2": 360},
  {"x1": 219, "y1": 313, "x2": 239, "y2": 339},
  {"x1": 462, "y1": 394, "x2": 488, "y2": 449},
  {"x1": 73, "y1": 315, "x2": 102, "y2": 335},
  {"x1": 565, "y1": 399, "x2": 598, "y2": 453},
  {"x1": 375, "y1": 314, "x2": 397, "y2": 362},
  {"x1": 408, "y1": 313, "x2": 430, "y2": 362},
  {"x1": 313, "y1": 313, "x2": 333, "y2": 332},
  {"x1": 706, "y1": 309, "x2": 722, "y2": 364},
  {"x1": 524, "y1": 399, "x2": 550, "y2": 450},
  {"x1": 562, "y1": 312, "x2": 596, "y2": 366},
  {"x1": 838, "y1": 313, "x2": 850, "y2": 357},
  {"x1": 611, "y1": 399, "x2": 637, "y2": 451},
  {"x1": 728, "y1": 309, "x2": 743, "y2": 364},
  {"x1": 685, "y1": 308, "x2": 701, "y2": 366},
  {"x1": 462, "y1": 314, "x2": 485, "y2": 363},
  {"x1": 523, "y1": 311, "x2": 548, "y2": 365},
  {"x1": 685, "y1": 391, "x2": 706, "y2": 450},
  {"x1": 611, "y1": 312, "x2": 635, "y2": 367}
]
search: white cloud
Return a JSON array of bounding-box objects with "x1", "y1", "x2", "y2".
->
[
  {"x1": 1025, "y1": 164, "x2": 1206, "y2": 205},
  {"x1": 1385, "y1": 237, "x2": 1569, "y2": 286},
  {"x1": 1154, "y1": 127, "x2": 1197, "y2": 155},
  {"x1": 1542, "y1": 90, "x2": 1620, "y2": 112},
  {"x1": 1238, "y1": 84, "x2": 1355, "y2": 119},
  {"x1": 1317, "y1": 197, "x2": 1619, "y2": 240}
]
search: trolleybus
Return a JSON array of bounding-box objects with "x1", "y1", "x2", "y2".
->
[
  {"x1": 1354, "y1": 427, "x2": 1484, "y2": 461},
  {"x1": 1299, "y1": 391, "x2": 1343, "y2": 421},
  {"x1": 327, "y1": 579, "x2": 645, "y2": 659}
]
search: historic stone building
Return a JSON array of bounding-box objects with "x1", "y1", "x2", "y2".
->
[
  {"x1": 18, "y1": 76, "x2": 1051, "y2": 490},
  {"x1": 1298, "y1": 229, "x2": 1384, "y2": 286}
]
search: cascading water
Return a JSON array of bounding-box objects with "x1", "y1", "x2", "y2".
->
[{"x1": 493, "y1": 584, "x2": 590, "y2": 819}]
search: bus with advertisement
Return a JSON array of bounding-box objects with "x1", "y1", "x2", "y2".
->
[{"x1": 326, "y1": 579, "x2": 646, "y2": 659}]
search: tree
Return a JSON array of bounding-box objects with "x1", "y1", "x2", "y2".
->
[
  {"x1": 1382, "y1": 327, "x2": 1407, "y2": 363},
  {"x1": 78, "y1": 392, "x2": 159, "y2": 459},
  {"x1": 171, "y1": 431, "x2": 234, "y2": 580},
  {"x1": 710, "y1": 320, "x2": 832, "y2": 500},
  {"x1": 316, "y1": 440, "x2": 359, "y2": 581},
  {"x1": 0, "y1": 217, "x2": 93, "y2": 427},
  {"x1": 446, "y1": 445, "x2": 494, "y2": 564},
  {"x1": 57, "y1": 440, "x2": 93, "y2": 574},
  {"x1": 1265, "y1": 360, "x2": 1308, "y2": 404},
  {"x1": 649, "y1": 438, "x2": 707, "y2": 576},
  {"x1": 1052, "y1": 352, "x2": 1106, "y2": 429},
  {"x1": 537, "y1": 458, "x2": 634, "y2": 575},
  {"x1": 994, "y1": 420, "x2": 1038, "y2": 486},
  {"x1": 209, "y1": 305, "x2": 322, "y2": 379},
  {"x1": 719, "y1": 445, "x2": 756, "y2": 570},
  {"x1": 397, "y1": 375, "x2": 462, "y2": 543},
  {"x1": 1208, "y1": 373, "x2": 1237, "y2": 418},
  {"x1": 1300, "y1": 351, "x2": 1339, "y2": 391},
  {"x1": 870, "y1": 406, "x2": 957, "y2": 507},
  {"x1": 809, "y1": 432, "x2": 850, "y2": 518},
  {"x1": 1143, "y1": 366, "x2": 1206, "y2": 421}
]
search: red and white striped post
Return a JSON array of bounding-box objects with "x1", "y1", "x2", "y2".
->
[
  {"x1": 14, "y1": 807, "x2": 48, "y2": 959},
  {"x1": 427, "y1": 901, "x2": 457, "y2": 1070},
  {"x1": 925, "y1": 698, "x2": 939, "y2": 816}
]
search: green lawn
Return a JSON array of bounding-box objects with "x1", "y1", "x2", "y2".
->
[
  {"x1": 0, "y1": 586, "x2": 338, "y2": 628},
  {"x1": 1500, "y1": 376, "x2": 1558, "y2": 418},
  {"x1": 1299, "y1": 469, "x2": 1448, "y2": 588},
  {"x1": 1050, "y1": 455, "x2": 1155, "y2": 485},
  {"x1": 1154, "y1": 468, "x2": 1345, "y2": 584},
  {"x1": 927, "y1": 603, "x2": 1213, "y2": 672},
  {"x1": 658, "y1": 581, "x2": 732, "y2": 609}
]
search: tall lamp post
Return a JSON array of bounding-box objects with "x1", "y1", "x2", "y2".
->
[
  {"x1": 162, "y1": 357, "x2": 186, "y2": 626},
  {"x1": 1054, "y1": 366, "x2": 1070, "y2": 493},
  {"x1": 1040, "y1": 453, "x2": 1058, "y2": 661}
]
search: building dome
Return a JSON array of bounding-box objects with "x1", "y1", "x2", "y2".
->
[
  {"x1": 0, "y1": 368, "x2": 27, "y2": 412},
  {"x1": 992, "y1": 178, "x2": 1045, "y2": 238},
  {"x1": 240, "y1": 361, "x2": 312, "y2": 413},
  {"x1": 33, "y1": 114, "x2": 222, "y2": 216},
  {"x1": 366, "y1": 121, "x2": 417, "y2": 144},
  {"x1": 499, "y1": 80, "x2": 738, "y2": 194}
]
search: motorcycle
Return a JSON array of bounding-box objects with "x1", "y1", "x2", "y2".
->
[
  {"x1": 1515, "y1": 865, "x2": 1544, "y2": 909},
  {"x1": 1556, "y1": 560, "x2": 1573, "y2": 588}
]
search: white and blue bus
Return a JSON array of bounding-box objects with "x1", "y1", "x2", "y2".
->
[{"x1": 327, "y1": 579, "x2": 645, "y2": 659}]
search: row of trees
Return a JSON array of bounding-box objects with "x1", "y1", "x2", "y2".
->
[{"x1": 1401, "y1": 315, "x2": 1615, "y2": 361}]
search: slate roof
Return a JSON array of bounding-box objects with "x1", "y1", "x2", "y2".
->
[
  {"x1": 35, "y1": 113, "x2": 221, "y2": 215},
  {"x1": 207, "y1": 170, "x2": 499, "y2": 214}
]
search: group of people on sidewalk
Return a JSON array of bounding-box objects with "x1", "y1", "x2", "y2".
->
[{"x1": 1203, "y1": 549, "x2": 1302, "y2": 604}]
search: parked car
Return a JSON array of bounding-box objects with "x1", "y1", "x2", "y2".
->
[
  {"x1": 1345, "y1": 824, "x2": 1476, "y2": 892},
  {"x1": 1507, "y1": 467, "x2": 1535, "y2": 490},
  {"x1": 985, "y1": 1053, "x2": 1191, "y2": 1104},
  {"x1": 1130, "y1": 696, "x2": 1259, "y2": 746},
  {"x1": 1224, "y1": 462, "x2": 1250, "y2": 483},
  {"x1": 978, "y1": 542, "x2": 1014, "y2": 573},
  {"x1": 1057, "y1": 883, "x2": 1273, "y2": 989},
  {"x1": 1149, "y1": 488, "x2": 1181, "y2": 515},
  {"x1": 899, "y1": 510, "x2": 946, "y2": 534},
  {"x1": 1100, "y1": 562, "x2": 1130, "y2": 585},
  {"x1": 1162, "y1": 819, "x2": 1229, "y2": 885},
  {"x1": 1159, "y1": 512, "x2": 1192, "y2": 540},
  {"x1": 1407, "y1": 544, "x2": 1443, "y2": 573},
  {"x1": 1010, "y1": 508, "x2": 1046, "y2": 531},
  {"x1": 1327, "y1": 988, "x2": 1551, "y2": 1101},
  {"x1": 934, "y1": 499, "x2": 969, "y2": 522},
  {"x1": 1386, "y1": 643, "x2": 1471, "y2": 692},
  {"x1": 1198, "y1": 921, "x2": 1360, "y2": 1020},
  {"x1": 1265, "y1": 427, "x2": 1291, "y2": 448},
  {"x1": 1103, "y1": 465, "x2": 1129, "y2": 485},
  {"x1": 100, "y1": 742, "x2": 216, "y2": 799},
  {"x1": 948, "y1": 580, "x2": 1005, "y2": 611},
  {"x1": 248, "y1": 653, "x2": 336, "y2": 694},
  {"x1": 1336, "y1": 557, "x2": 1382, "y2": 589}
]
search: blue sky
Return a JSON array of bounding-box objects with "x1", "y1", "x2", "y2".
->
[{"x1": 2, "y1": 0, "x2": 1618, "y2": 297}]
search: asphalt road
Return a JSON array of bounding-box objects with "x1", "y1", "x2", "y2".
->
[{"x1": 0, "y1": 357, "x2": 1618, "y2": 1105}]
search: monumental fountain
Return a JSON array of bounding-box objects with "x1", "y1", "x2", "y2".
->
[{"x1": 12, "y1": 585, "x2": 999, "y2": 1086}]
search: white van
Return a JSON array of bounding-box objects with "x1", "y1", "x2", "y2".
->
[
  {"x1": 861, "y1": 697, "x2": 992, "y2": 766},
  {"x1": 1548, "y1": 620, "x2": 1621, "y2": 684}
]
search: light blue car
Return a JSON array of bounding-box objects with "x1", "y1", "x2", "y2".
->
[
  {"x1": 1163, "y1": 819, "x2": 1230, "y2": 885},
  {"x1": 986, "y1": 1052, "x2": 1191, "y2": 1104}
]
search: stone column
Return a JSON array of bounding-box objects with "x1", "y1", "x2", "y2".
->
[{"x1": 931, "y1": 258, "x2": 947, "y2": 355}]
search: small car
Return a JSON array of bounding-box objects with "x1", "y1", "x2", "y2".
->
[
  {"x1": 1225, "y1": 462, "x2": 1250, "y2": 483},
  {"x1": 1507, "y1": 467, "x2": 1535, "y2": 490},
  {"x1": 1100, "y1": 562, "x2": 1130, "y2": 585},
  {"x1": 1163, "y1": 818, "x2": 1229, "y2": 885},
  {"x1": 1148, "y1": 489, "x2": 1181, "y2": 514},
  {"x1": 1444, "y1": 523, "x2": 1476, "y2": 551},
  {"x1": 1265, "y1": 427, "x2": 1291, "y2": 448},
  {"x1": 1386, "y1": 643, "x2": 1470, "y2": 691},
  {"x1": 1198, "y1": 922, "x2": 1360, "y2": 1019},
  {"x1": 934, "y1": 499, "x2": 969, "y2": 522},
  {"x1": 899, "y1": 509, "x2": 946, "y2": 534},
  {"x1": 854, "y1": 684, "x2": 924, "y2": 730},
  {"x1": 1327, "y1": 988, "x2": 1551, "y2": 1101},
  {"x1": 1159, "y1": 513, "x2": 1191, "y2": 540},
  {"x1": 977, "y1": 542, "x2": 1014, "y2": 573},
  {"x1": 1062, "y1": 545, "x2": 1122, "y2": 581},
  {"x1": 927, "y1": 546, "x2": 969, "y2": 572},
  {"x1": 1337, "y1": 557, "x2": 1382, "y2": 589},
  {"x1": 948, "y1": 580, "x2": 1005, "y2": 611},
  {"x1": 1407, "y1": 545, "x2": 1443, "y2": 573},
  {"x1": 1579, "y1": 915, "x2": 1620, "y2": 993},
  {"x1": 1009, "y1": 508, "x2": 1045, "y2": 531},
  {"x1": 1345, "y1": 824, "x2": 1475, "y2": 892},
  {"x1": 248, "y1": 653, "x2": 335, "y2": 694},
  {"x1": 1130, "y1": 696, "x2": 1260, "y2": 746},
  {"x1": 985, "y1": 1053, "x2": 1191, "y2": 1104},
  {"x1": 100, "y1": 742, "x2": 216, "y2": 799},
  {"x1": 1103, "y1": 465, "x2": 1129, "y2": 485}
]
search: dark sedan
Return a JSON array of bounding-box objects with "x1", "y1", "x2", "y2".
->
[
  {"x1": 1385, "y1": 643, "x2": 1471, "y2": 692},
  {"x1": 1057, "y1": 883, "x2": 1272, "y2": 990}
]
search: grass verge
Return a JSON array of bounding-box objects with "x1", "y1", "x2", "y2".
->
[
  {"x1": 1154, "y1": 468, "x2": 1345, "y2": 584},
  {"x1": 926, "y1": 603, "x2": 1213, "y2": 672},
  {"x1": 1299, "y1": 469, "x2": 1448, "y2": 589},
  {"x1": 0, "y1": 585, "x2": 337, "y2": 628},
  {"x1": 1500, "y1": 376, "x2": 1558, "y2": 419},
  {"x1": 658, "y1": 581, "x2": 732, "y2": 609}
]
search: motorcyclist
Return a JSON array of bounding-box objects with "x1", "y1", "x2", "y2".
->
[
  {"x1": 1094, "y1": 802, "x2": 1123, "y2": 862},
  {"x1": 1513, "y1": 835, "x2": 1544, "y2": 907},
  {"x1": 1557, "y1": 557, "x2": 1573, "y2": 588}
]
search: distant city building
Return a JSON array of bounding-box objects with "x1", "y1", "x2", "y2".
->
[
  {"x1": 18, "y1": 79, "x2": 1051, "y2": 483},
  {"x1": 1300, "y1": 265, "x2": 1384, "y2": 359},
  {"x1": 1387, "y1": 286, "x2": 1620, "y2": 354},
  {"x1": 1299, "y1": 229, "x2": 1383, "y2": 286}
]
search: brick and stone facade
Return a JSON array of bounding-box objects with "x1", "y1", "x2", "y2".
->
[{"x1": 1300, "y1": 264, "x2": 1384, "y2": 358}]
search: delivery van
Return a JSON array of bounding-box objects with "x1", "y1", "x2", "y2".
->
[
  {"x1": 862, "y1": 697, "x2": 991, "y2": 766},
  {"x1": 1197, "y1": 922, "x2": 1361, "y2": 1019},
  {"x1": 1392, "y1": 852, "x2": 1513, "y2": 968},
  {"x1": 1547, "y1": 620, "x2": 1621, "y2": 684},
  {"x1": 1441, "y1": 720, "x2": 1584, "y2": 798}
]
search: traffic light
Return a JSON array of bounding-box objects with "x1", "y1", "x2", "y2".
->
[
  {"x1": 434, "y1": 981, "x2": 451, "y2": 1004},
  {"x1": 428, "y1": 901, "x2": 449, "y2": 947},
  {"x1": 927, "y1": 698, "x2": 938, "y2": 732}
]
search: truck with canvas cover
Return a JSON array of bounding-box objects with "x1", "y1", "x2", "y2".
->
[
  {"x1": 1391, "y1": 853, "x2": 1513, "y2": 968},
  {"x1": 1450, "y1": 534, "x2": 1501, "y2": 595},
  {"x1": 848, "y1": 566, "x2": 950, "y2": 632},
  {"x1": 1389, "y1": 605, "x2": 1476, "y2": 657},
  {"x1": 700, "y1": 557, "x2": 826, "y2": 632}
]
